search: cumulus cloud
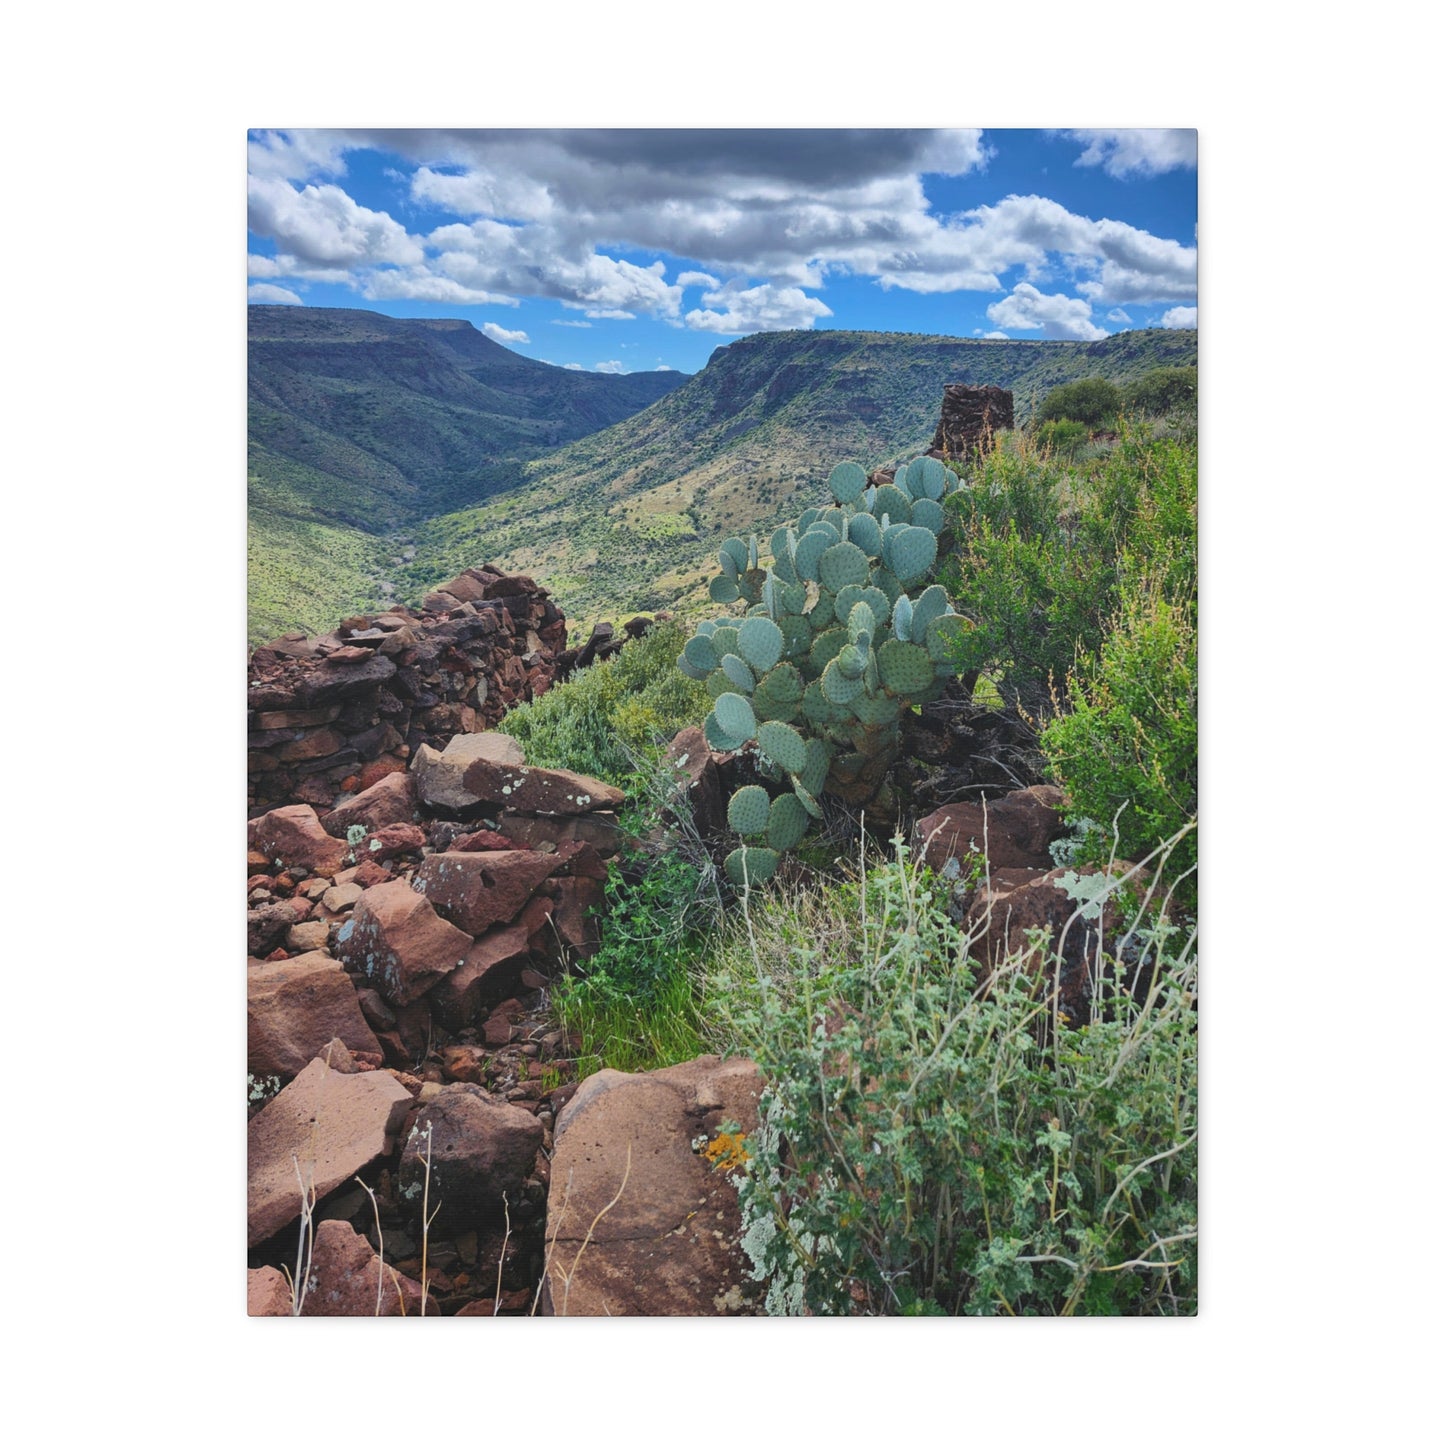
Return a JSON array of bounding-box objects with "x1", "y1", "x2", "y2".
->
[
  {"x1": 594, "y1": 360, "x2": 626, "y2": 373},
  {"x1": 1107, "y1": 307, "x2": 1133, "y2": 324},
  {"x1": 655, "y1": 363, "x2": 675, "y2": 371},
  {"x1": 248, "y1": 174, "x2": 423, "y2": 268},
  {"x1": 552, "y1": 319, "x2": 592, "y2": 328},
  {"x1": 685, "y1": 281, "x2": 833, "y2": 335},
  {"x1": 1069, "y1": 129, "x2": 1197, "y2": 178},
  {"x1": 246, "y1": 131, "x2": 1195, "y2": 335},
  {"x1": 563, "y1": 362, "x2": 583, "y2": 370},
  {"x1": 1161, "y1": 305, "x2": 1198, "y2": 329},
  {"x1": 986, "y1": 283, "x2": 1107, "y2": 341},
  {"x1": 481, "y1": 322, "x2": 529, "y2": 344},
  {"x1": 248, "y1": 283, "x2": 303, "y2": 305},
  {"x1": 982, "y1": 330, "x2": 1009, "y2": 339}
]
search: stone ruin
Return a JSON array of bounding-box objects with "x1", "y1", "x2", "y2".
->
[
  {"x1": 247, "y1": 565, "x2": 644, "y2": 816},
  {"x1": 929, "y1": 383, "x2": 1014, "y2": 460}
]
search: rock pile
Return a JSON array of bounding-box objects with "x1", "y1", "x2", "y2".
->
[{"x1": 247, "y1": 566, "x2": 642, "y2": 816}]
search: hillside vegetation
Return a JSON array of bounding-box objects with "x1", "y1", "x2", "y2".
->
[
  {"x1": 486, "y1": 407, "x2": 1198, "y2": 1313},
  {"x1": 398, "y1": 328, "x2": 1197, "y2": 627},
  {"x1": 247, "y1": 305, "x2": 686, "y2": 642}
]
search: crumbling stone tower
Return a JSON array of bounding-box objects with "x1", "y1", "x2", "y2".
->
[{"x1": 930, "y1": 384, "x2": 1014, "y2": 460}]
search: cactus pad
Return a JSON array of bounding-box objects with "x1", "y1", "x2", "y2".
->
[
  {"x1": 703, "y1": 711, "x2": 745, "y2": 753},
  {"x1": 852, "y1": 691, "x2": 898, "y2": 725},
  {"x1": 766, "y1": 793, "x2": 810, "y2": 851},
  {"x1": 714, "y1": 692, "x2": 757, "y2": 741},
  {"x1": 720, "y1": 653, "x2": 755, "y2": 692},
  {"x1": 683, "y1": 634, "x2": 719, "y2": 672},
  {"x1": 720, "y1": 537, "x2": 748, "y2": 571},
  {"x1": 837, "y1": 643, "x2": 867, "y2": 680},
  {"x1": 794, "y1": 528, "x2": 832, "y2": 583},
  {"x1": 909, "y1": 497, "x2": 946, "y2": 535},
  {"x1": 872, "y1": 483, "x2": 912, "y2": 525},
  {"x1": 905, "y1": 455, "x2": 950, "y2": 500},
  {"x1": 792, "y1": 780, "x2": 824, "y2": 819},
  {"x1": 924, "y1": 612, "x2": 970, "y2": 664},
  {"x1": 822, "y1": 658, "x2": 866, "y2": 704},
  {"x1": 818, "y1": 540, "x2": 870, "y2": 593},
  {"x1": 892, "y1": 594, "x2": 913, "y2": 642},
  {"x1": 909, "y1": 585, "x2": 949, "y2": 643},
  {"x1": 757, "y1": 719, "x2": 806, "y2": 774},
  {"x1": 780, "y1": 614, "x2": 812, "y2": 658},
  {"x1": 847, "y1": 511, "x2": 883, "y2": 556},
  {"x1": 889, "y1": 525, "x2": 938, "y2": 583},
  {"x1": 878, "y1": 638, "x2": 935, "y2": 694},
  {"x1": 728, "y1": 784, "x2": 772, "y2": 835},
  {"x1": 738, "y1": 616, "x2": 784, "y2": 673},
  {"x1": 724, "y1": 845, "x2": 780, "y2": 888},
  {"x1": 828, "y1": 461, "x2": 868, "y2": 504},
  {"x1": 708, "y1": 575, "x2": 741, "y2": 604}
]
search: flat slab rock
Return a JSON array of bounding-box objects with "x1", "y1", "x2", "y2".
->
[
  {"x1": 543, "y1": 1055, "x2": 762, "y2": 1317},
  {"x1": 460, "y1": 757, "x2": 624, "y2": 817},
  {"x1": 413, "y1": 850, "x2": 561, "y2": 936},
  {"x1": 247, "y1": 1056, "x2": 412, "y2": 1247},
  {"x1": 411, "y1": 732, "x2": 524, "y2": 815}
]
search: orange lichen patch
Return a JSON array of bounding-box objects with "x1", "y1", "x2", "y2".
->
[{"x1": 703, "y1": 1130, "x2": 750, "y2": 1172}]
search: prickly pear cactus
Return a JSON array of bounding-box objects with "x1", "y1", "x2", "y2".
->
[{"x1": 680, "y1": 453, "x2": 975, "y2": 885}]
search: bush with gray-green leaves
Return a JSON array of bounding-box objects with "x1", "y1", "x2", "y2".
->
[{"x1": 678, "y1": 455, "x2": 972, "y2": 887}]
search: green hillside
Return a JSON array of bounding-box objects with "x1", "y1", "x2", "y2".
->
[
  {"x1": 247, "y1": 305, "x2": 688, "y2": 642},
  {"x1": 397, "y1": 327, "x2": 1198, "y2": 627}
]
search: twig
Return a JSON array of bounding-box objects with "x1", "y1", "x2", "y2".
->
[{"x1": 557, "y1": 1143, "x2": 633, "y2": 1318}]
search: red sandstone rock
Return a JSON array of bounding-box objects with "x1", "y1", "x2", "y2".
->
[
  {"x1": 459, "y1": 757, "x2": 624, "y2": 816},
  {"x1": 248, "y1": 952, "x2": 383, "y2": 1079},
  {"x1": 247, "y1": 805, "x2": 349, "y2": 877},
  {"x1": 414, "y1": 851, "x2": 562, "y2": 936},
  {"x1": 450, "y1": 828, "x2": 525, "y2": 853},
  {"x1": 493, "y1": 811, "x2": 622, "y2": 857},
  {"x1": 247, "y1": 1057, "x2": 412, "y2": 1246},
  {"x1": 297, "y1": 1219, "x2": 426, "y2": 1317},
  {"x1": 321, "y1": 772, "x2": 418, "y2": 838},
  {"x1": 352, "y1": 859, "x2": 392, "y2": 888},
  {"x1": 248, "y1": 1265, "x2": 293, "y2": 1316},
  {"x1": 411, "y1": 732, "x2": 525, "y2": 815},
  {"x1": 360, "y1": 822, "x2": 428, "y2": 863},
  {"x1": 544, "y1": 1056, "x2": 762, "y2": 1316},
  {"x1": 399, "y1": 1083, "x2": 543, "y2": 1231},
  {"x1": 429, "y1": 912, "x2": 539, "y2": 1030},
  {"x1": 912, "y1": 785, "x2": 1066, "y2": 874},
  {"x1": 334, "y1": 880, "x2": 473, "y2": 1007},
  {"x1": 358, "y1": 757, "x2": 408, "y2": 791}
]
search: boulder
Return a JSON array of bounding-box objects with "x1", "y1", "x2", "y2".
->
[
  {"x1": 398, "y1": 1083, "x2": 544, "y2": 1232},
  {"x1": 663, "y1": 727, "x2": 725, "y2": 838},
  {"x1": 247, "y1": 1265, "x2": 293, "y2": 1316},
  {"x1": 913, "y1": 785, "x2": 1066, "y2": 874},
  {"x1": 247, "y1": 1056, "x2": 412, "y2": 1246},
  {"x1": 321, "y1": 772, "x2": 418, "y2": 838},
  {"x1": 459, "y1": 757, "x2": 625, "y2": 817},
  {"x1": 428, "y1": 906, "x2": 546, "y2": 1030},
  {"x1": 247, "y1": 952, "x2": 384, "y2": 1079},
  {"x1": 333, "y1": 880, "x2": 473, "y2": 1007},
  {"x1": 359, "y1": 822, "x2": 428, "y2": 863},
  {"x1": 411, "y1": 732, "x2": 525, "y2": 815},
  {"x1": 413, "y1": 851, "x2": 561, "y2": 936},
  {"x1": 247, "y1": 902, "x2": 299, "y2": 958},
  {"x1": 965, "y1": 863, "x2": 1131, "y2": 1021},
  {"x1": 543, "y1": 1055, "x2": 763, "y2": 1316},
  {"x1": 247, "y1": 805, "x2": 349, "y2": 877},
  {"x1": 296, "y1": 1219, "x2": 425, "y2": 1317}
]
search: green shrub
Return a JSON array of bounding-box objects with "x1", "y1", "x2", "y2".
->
[
  {"x1": 1035, "y1": 418, "x2": 1089, "y2": 456},
  {"x1": 1037, "y1": 377, "x2": 1124, "y2": 429},
  {"x1": 1123, "y1": 366, "x2": 1197, "y2": 417},
  {"x1": 495, "y1": 619, "x2": 708, "y2": 787},
  {"x1": 1041, "y1": 582, "x2": 1198, "y2": 892},
  {"x1": 552, "y1": 789, "x2": 718, "y2": 1077},
  {"x1": 941, "y1": 429, "x2": 1197, "y2": 716},
  {"x1": 703, "y1": 842, "x2": 1197, "y2": 1316}
]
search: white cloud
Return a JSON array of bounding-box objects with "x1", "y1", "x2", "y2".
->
[
  {"x1": 1161, "y1": 305, "x2": 1198, "y2": 329},
  {"x1": 480, "y1": 322, "x2": 529, "y2": 344},
  {"x1": 982, "y1": 330, "x2": 1010, "y2": 339},
  {"x1": 563, "y1": 362, "x2": 583, "y2": 370},
  {"x1": 986, "y1": 283, "x2": 1107, "y2": 341},
  {"x1": 655, "y1": 363, "x2": 675, "y2": 371},
  {"x1": 595, "y1": 360, "x2": 626, "y2": 374},
  {"x1": 1107, "y1": 307, "x2": 1133, "y2": 324},
  {"x1": 248, "y1": 174, "x2": 423, "y2": 268},
  {"x1": 551, "y1": 319, "x2": 592, "y2": 328},
  {"x1": 246, "y1": 131, "x2": 1194, "y2": 335},
  {"x1": 685, "y1": 281, "x2": 833, "y2": 335},
  {"x1": 361, "y1": 269, "x2": 517, "y2": 306},
  {"x1": 248, "y1": 283, "x2": 303, "y2": 305},
  {"x1": 1069, "y1": 129, "x2": 1197, "y2": 178}
]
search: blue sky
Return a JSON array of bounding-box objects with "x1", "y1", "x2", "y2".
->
[{"x1": 247, "y1": 128, "x2": 1197, "y2": 376}]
